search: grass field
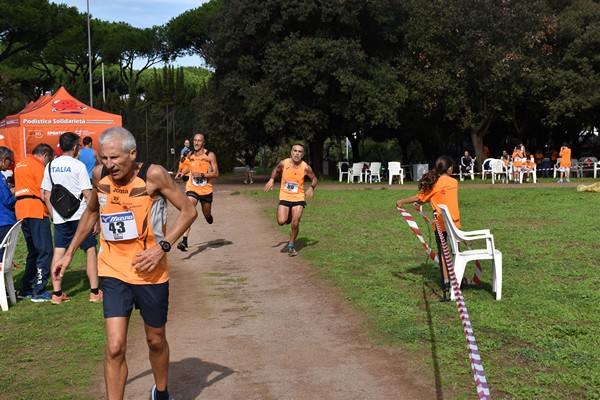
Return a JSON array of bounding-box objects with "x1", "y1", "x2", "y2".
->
[
  {"x1": 0, "y1": 183, "x2": 598, "y2": 399},
  {"x1": 253, "y1": 184, "x2": 599, "y2": 400}
]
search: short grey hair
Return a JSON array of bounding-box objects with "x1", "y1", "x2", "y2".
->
[{"x1": 99, "y1": 127, "x2": 137, "y2": 152}]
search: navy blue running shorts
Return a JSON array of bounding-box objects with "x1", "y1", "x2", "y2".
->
[
  {"x1": 54, "y1": 220, "x2": 97, "y2": 250},
  {"x1": 101, "y1": 277, "x2": 169, "y2": 328}
]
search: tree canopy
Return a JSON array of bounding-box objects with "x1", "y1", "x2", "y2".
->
[{"x1": 1, "y1": 0, "x2": 599, "y2": 171}]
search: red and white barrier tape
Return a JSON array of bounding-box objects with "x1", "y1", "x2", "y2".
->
[
  {"x1": 397, "y1": 207, "x2": 439, "y2": 264},
  {"x1": 434, "y1": 218, "x2": 492, "y2": 399},
  {"x1": 411, "y1": 205, "x2": 482, "y2": 285}
]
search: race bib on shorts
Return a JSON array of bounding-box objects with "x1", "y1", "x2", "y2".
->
[
  {"x1": 100, "y1": 211, "x2": 139, "y2": 241},
  {"x1": 284, "y1": 180, "x2": 299, "y2": 193}
]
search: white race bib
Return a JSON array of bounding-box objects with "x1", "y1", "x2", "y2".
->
[
  {"x1": 284, "y1": 180, "x2": 299, "y2": 193},
  {"x1": 100, "y1": 211, "x2": 139, "y2": 241},
  {"x1": 192, "y1": 176, "x2": 207, "y2": 187}
]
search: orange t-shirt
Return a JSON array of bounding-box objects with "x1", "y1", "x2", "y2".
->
[
  {"x1": 417, "y1": 175, "x2": 460, "y2": 232},
  {"x1": 14, "y1": 154, "x2": 48, "y2": 220},
  {"x1": 185, "y1": 150, "x2": 213, "y2": 195},
  {"x1": 96, "y1": 163, "x2": 169, "y2": 284},
  {"x1": 559, "y1": 148, "x2": 571, "y2": 167},
  {"x1": 279, "y1": 159, "x2": 307, "y2": 202},
  {"x1": 512, "y1": 149, "x2": 524, "y2": 167},
  {"x1": 524, "y1": 158, "x2": 535, "y2": 170},
  {"x1": 178, "y1": 158, "x2": 190, "y2": 176}
]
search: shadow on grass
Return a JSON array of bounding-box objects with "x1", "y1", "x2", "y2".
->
[
  {"x1": 393, "y1": 264, "x2": 446, "y2": 400},
  {"x1": 126, "y1": 357, "x2": 234, "y2": 398}
]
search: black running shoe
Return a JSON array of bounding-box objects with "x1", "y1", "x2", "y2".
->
[
  {"x1": 206, "y1": 215, "x2": 213, "y2": 224},
  {"x1": 177, "y1": 241, "x2": 188, "y2": 252}
]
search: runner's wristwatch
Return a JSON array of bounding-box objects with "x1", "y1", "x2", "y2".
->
[{"x1": 159, "y1": 240, "x2": 171, "y2": 252}]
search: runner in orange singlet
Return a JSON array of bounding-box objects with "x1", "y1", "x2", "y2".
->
[
  {"x1": 177, "y1": 133, "x2": 219, "y2": 252},
  {"x1": 51, "y1": 127, "x2": 197, "y2": 400},
  {"x1": 264, "y1": 143, "x2": 318, "y2": 257}
]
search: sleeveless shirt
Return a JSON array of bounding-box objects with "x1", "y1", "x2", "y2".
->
[
  {"x1": 185, "y1": 150, "x2": 213, "y2": 195},
  {"x1": 97, "y1": 162, "x2": 169, "y2": 284},
  {"x1": 279, "y1": 159, "x2": 307, "y2": 202}
]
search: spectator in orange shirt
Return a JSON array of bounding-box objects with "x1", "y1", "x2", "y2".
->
[
  {"x1": 15, "y1": 143, "x2": 54, "y2": 302},
  {"x1": 522, "y1": 152, "x2": 536, "y2": 182},
  {"x1": 535, "y1": 149, "x2": 544, "y2": 169},
  {"x1": 558, "y1": 143, "x2": 572, "y2": 182},
  {"x1": 511, "y1": 142, "x2": 526, "y2": 182},
  {"x1": 396, "y1": 155, "x2": 459, "y2": 301}
]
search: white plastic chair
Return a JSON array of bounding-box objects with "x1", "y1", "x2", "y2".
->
[
  {"x1": 481, "y1": 158, "x2": 495, "y2": 180},
  {"x1": 595, "y1": 160, "x2": 600, "y2": 178},
  {"x1": 578, "y1": 157, "x2": 597, "y2": 177},
  {"x1": 553, "y1": 158, "x2": 562, "y2": 178},
  {"x1": 337, "y1": 162, "x2": 350, "y2": 182},
  {"x1": 387, "y1": 162, "x2": 404, "y2": 185},
  {"x1": 570, "y1": 159, "x2": 582, "y2": 178},
  {"x1": 350, "y1": 163, "x2": 365, "y2": 183},
  {"x1": 438, "y1": 205, "x2": 502, "y2": 301},
  {"x1": 490, "y1": 159, "x2": 508, "y2": 184},
  {"x1": 368, "y1": 162, "x2": 382, "y2": 183},
  {"x1": 0, "y1": 220, "x2": 23, "y2": 311},
  {"x1": 519, "y1": 162, "x2": 537, "y2": 183}
]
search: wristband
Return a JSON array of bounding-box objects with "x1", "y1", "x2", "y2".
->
[{"x1": 310, "y1": 185, "x2": 316, "y2": 190}]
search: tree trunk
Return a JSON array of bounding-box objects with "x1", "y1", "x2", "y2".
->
[
  {"x1": 471, "y1": 130, "x2": 484, "y2": 171},
  {"x1": 309, "y1": 133, "x2": 325, "y2": 177}
]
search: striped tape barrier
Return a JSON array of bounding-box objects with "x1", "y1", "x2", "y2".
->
[
  {"x1": 411, "y1": 205, "x2": 482, "y2": 285},
  {"x1": 434, "y1": 217, "x2": 492, "y2": 400},
  {"x1": 397, "y1": 207, "x2": 439, "y2": 264}
]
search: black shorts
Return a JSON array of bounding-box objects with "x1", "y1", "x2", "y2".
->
[
  {"x1": 186, "y1": 191, "x2": 213, "y2": 204},
  {"x1": 278, "y1": 200, "x2": 306, "y2": 208},
  {"x1": 101, "y1": 277, "x2": 169, "y2": 328}
]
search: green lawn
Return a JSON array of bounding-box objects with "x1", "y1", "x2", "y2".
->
[
  {"x1": 1, "y1": 184, "x2": 598, "y2": 399},
  {"x1": 252, "y1": 185, "x2": 600, "y2": 400}
]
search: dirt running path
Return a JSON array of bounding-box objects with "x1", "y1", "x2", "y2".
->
[{"x1": 92, "y1": 180, "x2": 436, "y2": 399}]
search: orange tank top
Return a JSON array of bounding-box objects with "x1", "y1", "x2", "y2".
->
[
  {"x1": 185, "y1": 150, "x2": 213, "y2": 195},
  {"x1": 279, "y1": 159, "x2": 307, "y2": 202},
  {"x1": 97, "y1": 162, "x2": 169, "y2": 284}
]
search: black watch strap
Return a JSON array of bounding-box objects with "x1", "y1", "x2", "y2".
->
[{"x1": 159, "y1": 240, "x2": 171, "y2": 252}]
